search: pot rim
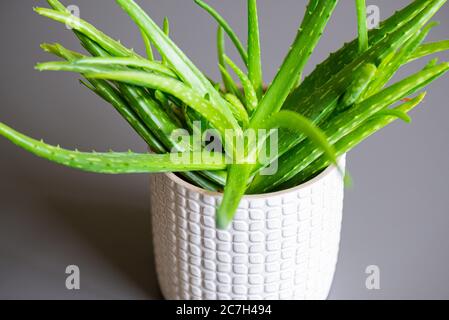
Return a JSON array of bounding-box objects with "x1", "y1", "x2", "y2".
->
[{"x1": 163, "y1": 155, "x2": 345, "y2": 199}]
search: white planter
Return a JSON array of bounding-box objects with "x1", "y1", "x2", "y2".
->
[{"x1": 149, "y1": 157, "x2": 346, "y2": 300}]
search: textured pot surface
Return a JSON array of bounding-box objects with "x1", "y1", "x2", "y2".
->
[{"x1": 150, "y1": 158, "x2": 345, "y2": 300}]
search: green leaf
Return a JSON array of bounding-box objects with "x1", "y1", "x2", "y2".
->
[
  {"x1": 36, "y1": 61, "x2": 117, "y2": 74},
  {"x1": 34, "y1": 7, "x2": 138, "y2": 58},
  {"x1": 224, "y1": 93, "x2": 250, "y2": 128},
  {"x1": 217, "y1": 26, "x2": 235, "y2": 94},
  {"x1": 218, "y1": 64, "x2": 244, "y2": 101},
  {"x1": 339, "y1": 63, "x2": 377, "y2": 109},
  {"x1": 182, "y1": 172, "x2": 221, "y2": 192},
  {"x1": 0, "y1": 123, "x2": 226, "y2": 174},
  {"x1": 140, "y1": 28, "x2": 155, "y2": 61},
  {"x1": 194, "y1": 0, "x2": 248, "y2": 65},
  {"x1": 247, "y1": 0, "x2": 263, "y2": 98},
  {"x1": 86, "y1": 69, "x2": 241, "y2": 137},
  {"x1": 261, "y1": 110, "x2": 338, "y2": 168},
  {"x1": 36, "y1": 61, "x2": 186, "y2": 153},
  {"x1": 355, "y1": 0, "x2": 369, "y2": 53},
  {"x1": 73, "y1": 57, "x2": 178, "y2": 78},
  {"x1": 216, "y1": 164, "x2": 252, "y2": 229},
  {"x1": 250, "y1": 0, "x2": 339, "y2": 129},
  {"x1": 424, "y1": 57, "x2": 439, "y2": 69},
  {"x1": 224, "y1": 55, "x2": 258, "y2": 112},
  {"x1": 73, "y1": 35, "x2": 188, "y2": 151},
  {"x1": 116, "y1": 0, "x2": 239, "y2": 133},
  {"x1": 407, "y1": 39, "x2": 449, "y2": 62},
  {"x1": 162, "y1": 16, "x2": 170, "y2": 66},
  {"x1": 262, "y1": 0, "x2": 448, "y2": 179},
  {"x1": 217, "y1": 0, "x2": 339, "y2": 229},
  {"x1": 289, "y1": 0, "x2": 436, "y2": 110},
  {"x1": 41, "y1": 43, "x2": 168, "y2": 154},
  {"x1": 218, "y1": 107, "x2": 340, "y2": 228},
  {"x1": 41, "y1": 43, "x2": 83, "y2": 60},
  {"x1": 45, "y1": 0, "x2": 227, "y2": 189},
  {"x1": 372, "y1": 109, "x2": 412, "y2": 123},
  {"x1": 249, "y1": 63, "x2": 449, "y2": 193},
  {"x1": 46, "y1": 0, "x2": 67, "y2": 12},
  {"x1": 278, "y1": 93, "x2": 425, "y2": 190},
  {"x1": 364, "y1": 22, "x2": 439, "y2": 98}
]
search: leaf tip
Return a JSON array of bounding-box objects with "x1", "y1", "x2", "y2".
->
[
  {"x1": 34, "y1": 63, "x2": 45, "y2": 71},
  {"x1": 416, "y1": 91, "x2": 427, "y2": 102},
  {"x1": 33, "y1": 7, "x2": 45, "y2": 14}
]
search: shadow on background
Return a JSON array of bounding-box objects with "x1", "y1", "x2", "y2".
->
[{"x1": 0, "y1": 149, "x2": 163, "y2": 299}]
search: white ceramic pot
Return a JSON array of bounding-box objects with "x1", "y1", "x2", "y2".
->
[{"x1": 149, "y1": 157, "x2": 346, "y2": 300}]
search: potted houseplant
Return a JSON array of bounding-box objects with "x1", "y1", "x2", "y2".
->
[{"x1": 1, "y1": 0, "x2": 448, "y2": 299}]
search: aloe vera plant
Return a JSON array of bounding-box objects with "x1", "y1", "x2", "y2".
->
[{"x1": 1, "y1": 0, "x2": 448, "y2": 228}]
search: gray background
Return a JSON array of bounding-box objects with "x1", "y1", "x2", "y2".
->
[{"x1": 0, "y1": 0, "x2": 448, "y2": 300}]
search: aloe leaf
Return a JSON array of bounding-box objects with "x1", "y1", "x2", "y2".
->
[
  {"x1": 290, "y1": 0, "x2": 436, "y2": 106},
  {"x1": 249, "y1": 63, "x2": 449, "y2": 193},
  {"x1": 34, "y1": 7, "x2": 138, "y2": 58},
  {"x1": 78, "y1": 68, "x2": 240, "y2": 137},
  {"x1": 162, "y1": 16, "x2": 170, "y2": 66},
  {"x1": 289, "y1": 0, "x2": 446, "y2": 114},
  {"x1": 79, "y1": 79, "x2": 96, "y2": 91},
  {"x1": 74, "y1": 36, "x2": 186, "y2": 149},
  {"x1": 355, "y1": 0, "x2": 369, "y2": 53},
  {"x1": 194, "y1": 0, "x2": 248, "y2": 65},
  {"x1": 41, "y1": 44, "x2": 167, "y2": 154},
  {"x1": 216, "y1": 164, "x2": 251, "y2": 229},
  {"x1": 154, "y1": 90, "x2": 185, "y2": 129},
  {"x1": 81, "y1": 36, "x2": 229, "y2": 188},
  {"x1": 224, "y1": 55, "x2": 258, "y2": 112},
  {"x1": 33, "y1": 0, "x2": 449, "y2": 224},
  {"x1": 116, "y1": 0, "x2": 240, "y2": 140},
  {"x1": 46, "y1": 0, "x2": 67, "y2": 12},
  {"x1": 218, "y1": 0, "x2": 339, "y2": 228},
  {"x1": 424, "y1": 57, "x2": 440, "y2": 70},
  {"x1": 407, "y1": 40, "x2": 449, "y2": 62},
  {"x1": 77, "y1": 32, "x2": 110, "y2": 57},
  {"x1": 217, "y1": 26, "x2": 235, "y2": 94},
  {"x1": 140, "y1": 29, "x2": 155, "y2": 61},
  {"x1": 36, "y1": 59, "x2": 235, "y2": 166},
  {"x1": 0, "y1": 123, "x2": 226, "y2": 174},
  {"x1": 364, "y1": 22, "x2": 439, "y2": 97},
  {"x1": 37, "y1": 61, "x2": 118, "y2": 74},
  {"x1": 372, "y1": 109, "x2": 412, "y2": 124},
  {"x1": 224, "y1": 94, "x2": 250, "y2": 128},
  {"x1": 94, "y1": 81, "x2": 170, "y2": 153},
  {"x1": 155, "y1": 90, "x2": 170, "y2": 109},
  {"x1": 247, "y1": 0, "x2": 263, "y2": 98},
  {"x1": 218, "y1": 64, "x2": 244, "y2": 101},
  {"x1": 250, "y1": 0, "x2": 339, "y2": 128},
  {"x1": 45, "y1": 0, "x2": 226, "y2": 189},
  {"x1": 41, "y1": 43, "x2": 83, "y2": 60},
  {"x1": 37, "y1": 60, "x2": 184, "y2": 157},
  {"x1": 263, "y1": 0, "x2": 447, "y2": 173},
  {"x1": 182, "y1": 172, "x2": 221, "y2": 192},
  {"x1": 73, "y1": 57, "x2": 178, "y2": 78},
  {"x1": 339, "y1": 63, "x2": 377, "y2": 110},
  {"x1": 278, "y1": 94, "x2": 425, "y2": 190},
  {"x1": 116, "y1": 0, "x2": 236, "y2": 125},
  {"x1": 261, "y1": 110, "x2": 337, "y2": 168},
  {"x1": 217, "y1": 0, "x2": 337, "y2": 227}
]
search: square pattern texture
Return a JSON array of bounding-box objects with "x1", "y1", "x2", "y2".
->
[{"x1": 150, "y1": 162, "x2": 345, "y2": 300}]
